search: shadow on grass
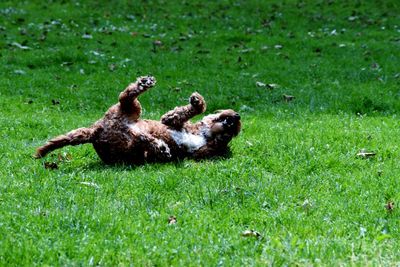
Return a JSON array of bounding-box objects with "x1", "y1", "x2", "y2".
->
[{"x1": 64, "y1": 150, "x2": 233, "y2": 172}]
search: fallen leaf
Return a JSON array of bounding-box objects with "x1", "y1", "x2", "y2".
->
[
  {"x1": 61, "y1": 62, "x2": 73, "y2": 67},
  {"x1": 241, "y1": 229, "x2": 262, "y2": 238},
  {"x1": 371, "y1": 62, "x2": 380, "y2": 70},
  {"x1": 239, "y1": 48, "x2": 254, "y2": 53},
  {"x1": 14, "y1": 70, "x2": 26, "y2": 75},
  {"x1": 348, "y1": 16, "x2": 358, "y2": 21},
  {"x1": 44, "y1": 162, "x2": 58, "y2": 170},
  {"x1": 168, "y1": 215, "x2": 177, "y2": 225},
  {"x1": 57, "y1": 152, "x2": 72, "y2": 161},
  {"x1": 11, "y1": 41, "x2": 30, "y2": 50},
  {"x1": 109, "y1": 64, "x2": 117, "y2": 72},
  {"x1": 267, "y1": 83, "x2": 279, "y2": 89},
  {"x1": 283, "y1": 94, "x2": 295, "y2": 102},
  {"x1": 256, "y1": 81, "x2": 266, "y2": 87},
  {"x1": 385, "y1": 201, "x2": 394, "y2": 212},
  {"x1": 82, "y1": 33, "x2": 93, "y2": 39},
  {"x1": 302, "y1": 199, "x2": 312, "y2": 210},
  {"x1": 357, "y1": 149, "x2": 376, "y2": 158},
  {"x1": 152, "y1": 40, "x2": 163, "y2": 52},
  {"x1": 153, "y1": 40, "x2": 162, "y2": 46}
]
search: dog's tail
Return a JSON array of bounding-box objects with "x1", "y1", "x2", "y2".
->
[{"x1": 34, "y1": 127, "x2": 94, "y2": 158}]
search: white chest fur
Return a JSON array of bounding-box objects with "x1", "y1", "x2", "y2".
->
[{"x1": 169, "y1": 130, "x2": 206, "y2": 152}]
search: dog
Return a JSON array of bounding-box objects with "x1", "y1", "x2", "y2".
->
[{"x1": 35, "y1": 76, "x2": 241, "y2": 164}]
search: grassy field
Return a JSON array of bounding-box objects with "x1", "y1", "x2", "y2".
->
[{"x1": 1, "y1": 0, "x2": 400, "y2": 265}]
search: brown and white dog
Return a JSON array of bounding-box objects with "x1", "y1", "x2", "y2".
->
[{"x1": 35, "y1": 76, "x2": 241, "y2": 164}]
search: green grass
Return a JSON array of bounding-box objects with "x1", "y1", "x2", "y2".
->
[{"x1": 1, "y1": 0, "x2": 400, "y2": 265}]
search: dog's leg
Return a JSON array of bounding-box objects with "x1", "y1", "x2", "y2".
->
[
  {"x1": 161, "y1": 92, "x2": 206, "y2": 129},
  {"x1": 118, "y1": 76, "x2": 156, "y2": 118},
  {"x1": 136, "y1": 134, "x2": 171, "y2": 161},
  {"x1": 35, "y1": 127, "x2": 94, "y2": 158}
]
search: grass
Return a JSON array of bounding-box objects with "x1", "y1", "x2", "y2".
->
[{"x1": 1, "y1": 0, "x2": 400, "y2": 265}]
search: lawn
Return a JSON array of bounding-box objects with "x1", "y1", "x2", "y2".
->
[{"x1": 1, "y1": 0, "x2": 400, "y2": 265}]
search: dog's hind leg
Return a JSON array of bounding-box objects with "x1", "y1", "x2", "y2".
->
[
  {"x1": 34, "y1": 127, "x2": 94, "y2": 158},
  {"x1": 118, "y1": 76, "x2": 156, "y2": 119},
  {"x1": 161, "y1": 92, "x2": 206, "y2": 129}
]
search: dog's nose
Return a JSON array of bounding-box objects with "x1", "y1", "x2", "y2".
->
[{"x1": 234, "y1": 113, "x2": 241, "y2": 120}]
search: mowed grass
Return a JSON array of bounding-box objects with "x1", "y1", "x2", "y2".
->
[{"x1": 1, "y1": 0, "x2": 400, "y2": 265}]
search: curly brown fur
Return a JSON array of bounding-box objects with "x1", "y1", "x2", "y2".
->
[{"x1": 35, "y1": 76, "x2": 241, "y2": 164}]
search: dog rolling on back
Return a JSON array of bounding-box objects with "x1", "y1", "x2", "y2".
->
[{"x1": 35, "y1": 76, "x2": 241, "y2": 164}]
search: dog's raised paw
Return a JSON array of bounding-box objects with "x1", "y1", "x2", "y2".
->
[
  {"x1": 190, "y1": 92, "x2": 206, "y2": 111},
  {"x1": 138, "y1": 76, "x2": 156, "y2": 88}
]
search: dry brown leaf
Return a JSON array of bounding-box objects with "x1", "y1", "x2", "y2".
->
[
  {"x1": 153, "y1": 40, "x2": 162, "y2": 46},
  {"x1": 44, "y1": 162, "x2": 58, "y2": 170},
  {"x1": 267, "y1": 83, "x2": 279, "y2": 89},
  {"x1": 357, "y1": 149, "x2": 376, "y2": 158},
  {"x1": 283, "y1": 94, "x2": 295, "y2": 102},
  {"x1": 57, "y1": 152, "x2": 72, "y2": 162},
  {"x1": 168, "y1": 215, "x2": 177, "y2": 225},
  {"x1": 385, "y1": 201, "x2": 394, "y2": 212},
  {"x1": 256, "y1": 81, "x2": 266, "y2": 87},
  {"x1": 241, "y1": 229, "x2": 262, "y2": 238}
]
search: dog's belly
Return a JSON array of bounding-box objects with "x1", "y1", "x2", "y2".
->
[{"x1": 169, "y1": 130, "x2": 206, "y2": 153}]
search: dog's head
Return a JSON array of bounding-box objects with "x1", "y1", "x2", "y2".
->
[{"x1": 202, "y1": 109, "x2": 241, "y2": 143}]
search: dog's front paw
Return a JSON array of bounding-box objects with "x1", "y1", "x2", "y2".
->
[
  {"x1": 189, "y1": 92, "x2": 206, "y2": 112},
  {"x1": 138, "y1": 76, "x2": 156, "y2": 88}
]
